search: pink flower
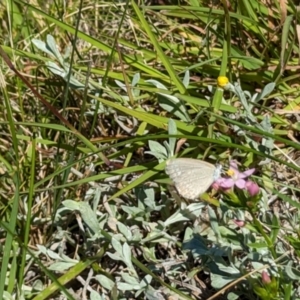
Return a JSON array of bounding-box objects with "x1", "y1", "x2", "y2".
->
[
  {"x1": 233, "y1": 219, "x2": 245, "y2": 227},
  {"x1": 261, "y1": 271, "x2": 271, "y2": 284},
  {"x1": 216, "y1": 161, "x2": 255, "y2": 190},
  {"x1": 246, "y1": 181, "x2": 260, "y2": 196}
]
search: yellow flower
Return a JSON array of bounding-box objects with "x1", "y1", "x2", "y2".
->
[{"x1": 217, "y1": 76, "x2": 229, "y2": 88}]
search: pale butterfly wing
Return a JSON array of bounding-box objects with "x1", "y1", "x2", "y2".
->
[{"x1": 165, "y1": 158, "x2": 221, "y2": 199}]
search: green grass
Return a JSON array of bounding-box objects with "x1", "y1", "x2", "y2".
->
[{"x1": 1, "y1": 0, "x2": 300, "y2": 299}]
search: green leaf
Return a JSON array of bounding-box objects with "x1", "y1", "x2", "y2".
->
[
  {"x1": 78, "y1": 202, "x2": 101, "y2": 234},
  {"x1": 146, "y1": 79, "x2": 190, "y2": 122},
  {"x1": 117, "y1": 223, "x2": 132, "y2": 241},
  {"x1": 132, "y1": 2, "x2": 187, "y2": 94},
  {"x1": 95, "y1": 275, "x2": 115, "y2": 290},
  {"x1": 270, "y1": 215, "x2": 280, "y2": 244},
  {"x1": 167, "y1": 119, "x2": 177, "y2": 157},
  {"x1": 111, "y1": 238, "x2": 123, "y2": 256}
]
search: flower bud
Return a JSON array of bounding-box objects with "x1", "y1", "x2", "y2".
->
[
  {"x1": 246, "y1": 181, "x2": 259, "y2": 196},
  {"x1": 233, "y1": 219, "x2": 245, "y2": 227},
  {"x1": 217, "y1": 76, "x2": 229, "y2": 88},
  {"x1": 262, "y1": 271, "x2": 271, "y2": 284}
]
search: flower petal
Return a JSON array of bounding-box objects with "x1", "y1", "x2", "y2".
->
[
  {"x1": 242, "y1": 168, "x2": 255, "y2": 177},
  {"x1": 217, "y1": 178, "x2": 235, "y2": 189},
  {"x1": 235, "y1": 179, "x2": 246, "y2": 189},
  {"x1": 229, "y1": 160, "x2": 239, "y2": 171}
]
